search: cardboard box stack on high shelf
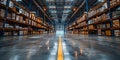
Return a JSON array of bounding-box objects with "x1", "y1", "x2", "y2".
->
[
  {"x1": 0, "y1": 9, "x2": 5, "y2": 18},
  {"x1": 0, "y1": 0, "x2": 7, "y2": 5},
  {"x1": 5, "y1": 23, "x2": 13, "y2": 28},
  {"x1": 89, "y1": 25, "x2": 95, "y2": 30},
  {"x1": 114, "y1": 30, "x2": 120, "y2": 36},
  {"x1": 12, "y1": 13, "x2": 16, "y2": 20},
  {"x1": 113, "y1": 20, "x2": 120, "y2": 36},
  {"x1": 88, "y1": 2, "x2": 108, "y2": 18},
  {"x1": 4, "y1": 32, "x2": 12, "y2": 36},
  {"x1": 0, "y1": 9, "x2": 4, "y2": 28},
  {"x1": 7, "y1": 12, "x2": 12, "y2": 19},
  {"x1": 110, "y1": 0, "x2": 120, "y2": 7},
  {"x1": 113, "y1": 20, "x2": 120, "y2": 28}
]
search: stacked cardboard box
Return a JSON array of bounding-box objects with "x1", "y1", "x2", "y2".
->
[
  {"x1": 106, "y1": 23, "x2": 110, "y2": 28},
  {"x1": 23, "y1": 30, "x2": 28, "y2": 35},
  {"x1": 88, "y1": 19, "x2": 94, "y2": 24},
  {"x1": 89, "y1": 25, "x2": 95, "y2": 29},
  {"x1": 80, "y1": 21, "x2": 86, "y2": 27},
  {"x1": 106, "y1": 30, "x2": 111, "y2": 36},
  {"x1": 7, "y1": 12, "x2": 12, "y2": 19},
  {"x1": 36, "y1": 17, "x2": 42, "y2": 23},
  {"x1": 77, "y1": 13, "x2": 87, "y2": 23},
  {"x1": 114, "y1": 30, "x2": 120, "y2": 36},
  {"x1": 13, "y1": 32, "x2": 18, "y2": 36},
  {"x1": 12, "y1": 13, "x2": 16, "y2": 20},
  {"x1": 15, "y1": 25, "x2": 20, "y2": 29},
  {"x1": 83, "y1": 27, "x2": 88, "y2": 30},
  {"x1": 4, "y1": 32, "x2": 12, "y2": 36},
  {"x1": 25, "y1": 18, "x2": 28, "y2": 24},
  {"x1": 30, "y1": 12, "x2": 36, "y2": 20},
  {"x1": 0, "y1": 9, "x2": 5, "y2": 17},
  {"x1": 112, "y1": 8, "x2": 120, "y2": 18},
  {"x1": 0, "y1": 0, "x2": 7, "y2": 5},
  {"x1": 88, "y1": 2, "x2": 108, "y2": 18},
  {"x1": 113, "y1": 20, "x2": 120, "y2": 28},
  {"x1": 19, "y1": 16, "x2": 23, "y2": 23},
  {"x1": 101, "y1": 14, "x2": 109, "y2": 21},
  {"x1": 19, "y1": 31, "x2": 23, "y2": 35},
  {"x1": 110, "y1": 0, "x2": 120, "y2": 7},
  {"x1": 97, "y1": 24, "x2": 107, "y2": 29},
  {"x1": 32, "y1": 21, "x2": 36, "y2": 26},
  {"x1": 16, "y1": 15, "x2": 19, "y2": 21},
  {"x1": 19, "y1": 9, "x2": 29, "y2": 17},
  {"x1": 38, "y1": 24, "x2": 42, "y2": 27},
  {"x1": 5, "y1": 23, "x2": 13, "y2": 28},
  {"x1": 98, "y1": 29, "x2": 102, "y2": 35},
  {"x1": 28, "y1": 19, "x2": 32, "y2": 24}
]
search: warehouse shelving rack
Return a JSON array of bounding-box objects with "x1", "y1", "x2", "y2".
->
[
  {"x1": 66, "y1": 0, "x2": 120, "y2": 36},
  {"x1": 0, "y1": 0, "x2": 53, "y2": 36}
]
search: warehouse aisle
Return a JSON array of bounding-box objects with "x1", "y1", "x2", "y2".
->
[{"x1": 0, "y1": 34, "x2": 120, "y2": 60}]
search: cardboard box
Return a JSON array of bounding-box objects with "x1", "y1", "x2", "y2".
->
[
  {"x1": 106, "y1": 23, "x2": 110, "y2": 28},
  {"x1": 5, "y1": 23, "x2": 13, "y2": 28},
  {"x1": 23, "y1": 31, "x2": 28, "y2": 35},
  {"x1": 113, "y1": 20, "x2": 120, "y2": 27},
  {"x1": 16, "y1": 15, "x2": 19, "y2": 21},
  {"x1": 114, "y1": 30, "x2": 120, "y2": 36},
  {"x1": 28, "y1": 20, "x2": 31, "y2": 24},
  {"x1": 0, "y1": 9, "x2": 5, "y2": 17},
  {"x1": 4, "y1": 32, "x2": 12, "y2": 36},
  {"x1": 98, "y1": 29, "x2": 102, "y2": 35},
  {"x1": 19, "y1": 31, "x2": 23, "y2": 35},
  {"x1": 12, "y1": 13, "x2": 16, "y2": 20},
  {"x1": 7, "y1": 13, "x2": 12, "y2": 19},
  {"x1": 0, "y1": 0, "x2": 7, "y2": 5},
  {"x1": 19, "y1": 16, "x2": 23, "y2": 22},
  {"x1": 102, "y1": 24, "x2": 106, "y2": 28},
  {"x1": 106, "y1": 30, "x2": 111, "y2": 36},
  {"x1": 89, "y1": 25, "x2": 95, "y2": 29},
  {"x1": 25, "y1": 18, "x2": 28, "y2": 24},
  {"x1": 14, "y1": 32, "x2": 18, "y2": 36}
]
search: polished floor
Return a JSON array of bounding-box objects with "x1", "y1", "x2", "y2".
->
[{"x1": 0, "y1": 34, "x2": 120, "y2": 60}]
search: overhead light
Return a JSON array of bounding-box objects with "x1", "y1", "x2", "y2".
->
[
  {"x1": 64, "y1": 6, "x2": 71, "y2": 9},
  {"x1": 73, "y1": 8, "x2": 77, "y2": 11},
  {"x1": 43, "y1": 7, "x2": 47, "y2": 11},
  {"x1": 63, "y1": 10, "x2": 70, "y2": 13},
  {"x1": 98, "y1": 0, "x2": 104, "y2": 2},
  {"x1": 65, "y1": 0, "x2": 73, "y2": 2},
  {"x1": 49, "y1": 6, "x2": 56, "y2": 8},
  {"x1": 16, "y1": 0, "x2": 22, "y2": 1},
  {"x1": 50, "y1": 10, "x2": 57, "y2": 13},
  {"x1": 46, "y1": 0, "x2": 54, "y2": 2}
]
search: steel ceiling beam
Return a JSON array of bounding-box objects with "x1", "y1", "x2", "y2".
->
[
  {"x1": 65, "y1": 0, "x2": 85, "y2": 25},
  {"x1": 33, "y1": 0, "x2": 54, "y2": 24}
]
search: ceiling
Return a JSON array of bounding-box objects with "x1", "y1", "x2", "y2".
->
[
  {"x1": 36, "y1": 0, "x2": 100, "y2": 25},
  {"x1": 19, "y1": 0, "x2": 102, "y2": 26}
]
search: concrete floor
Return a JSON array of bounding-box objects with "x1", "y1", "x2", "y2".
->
[{"x1": 0, "y1": 34, "x2": 120, "y2": 60}]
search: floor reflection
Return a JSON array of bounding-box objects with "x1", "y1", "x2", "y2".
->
[{"x1": 0, "y1": 34, "x2": 120, "y2": 60}]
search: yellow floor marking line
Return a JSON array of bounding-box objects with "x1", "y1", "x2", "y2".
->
[{"x1": 57, "y1": 36, "x2": 64, "y2": 60}]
